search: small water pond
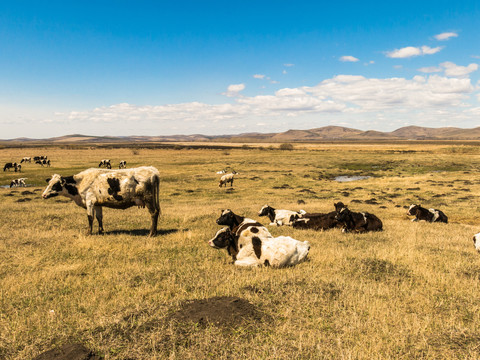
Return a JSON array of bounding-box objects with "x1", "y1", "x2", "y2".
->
[{"x1": 334, "y1": 176, "x2": 371, "y2": 182}]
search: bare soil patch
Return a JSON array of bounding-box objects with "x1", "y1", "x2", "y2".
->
[{"x1": 169, "y1": 296, "x2": 263, "y2": 328}]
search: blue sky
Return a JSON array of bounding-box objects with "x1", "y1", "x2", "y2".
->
[{"x1": 1, "y1": 1, "x2": 479, "y2": 138}]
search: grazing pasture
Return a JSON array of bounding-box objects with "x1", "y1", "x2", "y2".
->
[{"x1": 1, "y1": 143, "x2": 480, "y2": 359}]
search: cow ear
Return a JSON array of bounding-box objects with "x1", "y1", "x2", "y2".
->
[{"x1": 46, "y1": 178, "x2": 51, "y2": 183}]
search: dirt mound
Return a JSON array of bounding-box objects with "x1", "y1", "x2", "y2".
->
[
  {"x1": 32, "y1": 343, "x2": 101, "y2": 360},
  {"x1": 169, "y1": 296, "x2": 262, "y2": 328}
]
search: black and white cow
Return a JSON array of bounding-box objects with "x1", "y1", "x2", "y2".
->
[
  {"x1": 258, "y1": 204, "x2": 306, "y2": 226},
  {"x1": 3, "y1": 162, "x2": 17, "y2": 171},
  {"x1": 407, "y1": 204, "x2": 448, "y2": 223},
  {"x1": 42, "y1": 166, "x2": 161, "y2": 236},
  {"x1": 216, "y1": 209, "x2": 272, "y2": 249},
  {"x1": 15, "y1": 164, "x2": 21, "y2": 172},
  {"x1": 292, "y1": 211, "x2": 340, "y2": 231},
  {"x1": 34, "y1": 156, "x2": 47, "y2": 162},
  {"x1": 473, "y1": 233, "x2": 480, "y2": 252},
  {"x1": 99, "y1": 159, "x2": 112, "y2": 169},
  {"x1": 35, "y1": 159, "x2": 50, "y2": 167},
  {"x1": 208, "y1": 227, "x2": 310, "y2": 267},
  {"x1": 20, "y1": 157, "x2": 31, "y2": 163},
  {"x1": 218, "y1": 171, "x2": 237, "y2": 187},
  {"x1": 119, "y1": 160, "x2": 127, "y2": 169},
  {"x1": 10, "y1": 178, "x2": 27, "y2": 188},
  {"x1": 335, "y1": 205, "x2": 383, "y2": 233}
]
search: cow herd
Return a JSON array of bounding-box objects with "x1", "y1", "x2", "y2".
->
[{"x1": 5, "y1": 158, "x2": 480, "y2": 265}]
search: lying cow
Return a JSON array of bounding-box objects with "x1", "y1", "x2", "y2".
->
[
  {"x1": 407, "y1": 204, "x2": 448, "y2": 223},
  {"x1": 42, "y1": 166, "x2": 161, "y2": 236},
  {"x1": 258, "y1": 204, "x2": 306, "y2": 226},
  {"x1": 335, "y1": 205, "x2": 383, "y2": 233},
  {"x1": 20, "y1": 157, "x2": 31, "y2": 163},
  {"x1": 208, "y1": 227, "x2": 310, "y2": 267},
  {"x1": 218, "y1": 171, "x2": 237, "y2": 187},
  {"x1": 10, "y1": 178, "x2": 27, "y2": 188},
  {"x1": 99, "y1": 159, "x2": 112, "y2": 169},
  {"x1": 216, "y1": 209, "x2": 272, "y2": 249},
  {"x1": 119, "y1": 160, "x2": 127, "y2": 169},
  {"x1": 473, "y1": 233, "x2": 480, "y2": 252},
  {"x1": 3, "y1": 162, "x2": 17, "y2": 172},
  {"x1": 292, "y1": 211, "x2": 339, "y2": 230}
]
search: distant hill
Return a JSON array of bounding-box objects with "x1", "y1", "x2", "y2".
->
[{"x1": 4, "y1": 125, "x2": 480, "y2": 143}]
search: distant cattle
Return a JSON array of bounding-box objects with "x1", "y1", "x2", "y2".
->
[
  {"x1": 258, "y1": 204, "x2": 306, "y2": 226},
  {"x1": 119, "y1": 160, "x2": 127, "y2": 169},
  {"x1": 10, "y1": 178, "x2": 27, "y2": 188},
  {"x1": 34, "y1": 156, "x2": 47, "y2": 162},
  {"x1": 407, "y1": 204, "x2": 448, "y2": 223},
  {"x1": 334, "y1": 203, "x2": 383, "y2": 233},
  {"x1": 16, "y1": 164, "x2": 21, "y2": 172},
  {"x1": 42, "y1": 166, "x2": 161, "y2": 236},
  {"x1": 219, "y1": 171, "x2": 237, "y2": 187},
  {"x1": 216, "y1": 169, "x2": 227, "y2": 174},
  {"x1": 292, "y1": 211, "x2": 340, "y2": 231},
  {"x1": 99, "y1": 159, "x2": 112, "y2": 169},
  {"x1": 473, "y1": 233, "x2": 480, "y2": 252},
  {"x1": 208, "y1": 227, "x2": 310, "y2": 267},
  {"x1": 20, "y1": 157, "x2": 31, "y2": 163},
  {"x1": 3, "y1": 162, "x2": 17, "y2": 172},
  {"x1": 35, "y1": 159, "x2": 50, "y2": 167}
]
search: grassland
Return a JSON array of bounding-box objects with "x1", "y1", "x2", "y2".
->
[{"x1": 1, "y1": 143, "x2": 480, "y2": 359}]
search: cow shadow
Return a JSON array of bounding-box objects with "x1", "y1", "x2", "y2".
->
[{"x1": 104, "y1": 228, "x2": 181, "y2": 236}]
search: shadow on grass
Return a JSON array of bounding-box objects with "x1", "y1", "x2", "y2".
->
[{"x1": 104, "y1": 228, "x2": 181, "y2": 236}]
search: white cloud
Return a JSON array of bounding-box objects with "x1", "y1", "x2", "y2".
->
[
  {"x1": 418, "y1": 66, "x2": 442, "y2": 73},
  {"x1": 440, "y1": 62, "x2": 478, "y2": 78},
  {"x1": 222, "y1": 83, "x2": 246, "y2": 97},
  {"x1": 386, "y1": 45, "x2": 443, "y2": 58},
  {"x1": 340, "y1": 55, "x2": 359, "y2": 62},
  {"x1": 284, "y1": 63, "x2": 294, "y2": 67},
  {"x1": 253, "y1": 74, "x2": 265, "y2": 79},
  {"x1": 282, "y1": 70, "x2": 287, "y2": 74},
  {"x1": 434, "y1": 32, "x2": 458, "y2": 41}
]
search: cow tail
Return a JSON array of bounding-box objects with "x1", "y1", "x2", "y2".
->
[{"x1": 154, "y1": 174, "x2": 161, "y2": 216}]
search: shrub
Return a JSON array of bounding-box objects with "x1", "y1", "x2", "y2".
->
[{"x1": 279, "y1": 143, "x2": 294, "y2": 150}]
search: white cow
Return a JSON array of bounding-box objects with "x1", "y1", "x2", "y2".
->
[
  {"x1": 42, "y1": 166, "x2": 160, "y2": 236},
  {"x1": 219, "y1": 171, "x2": 237, "y2": 187}
]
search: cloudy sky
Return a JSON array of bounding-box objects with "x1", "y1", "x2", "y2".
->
[{"x1": 1, "y1": 1, "x2": 479, "y2": 139}]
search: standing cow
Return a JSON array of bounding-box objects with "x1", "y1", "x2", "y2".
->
[
  {"x1": 42, "y1": 166, "x2": 161, "y2": 236},
  {"x1": 219, "y1": 170, "x2": 237, "y2": 187},
  {"x1": 99, "y1": 159, "x2": 112, "y2": 169}
]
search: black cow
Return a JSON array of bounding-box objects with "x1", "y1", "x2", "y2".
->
[
  {"x1": 335, "y1": 205, "x2": 383, "y2": 233},
  {"x1": 292, "y1": 211, "x2": 340, "y2": 230},
  {"x1": 407, "y1": 204, "x2": 448, "y2": 223},
  {"x1": 3, "y1": 162, "x2": 17, "y2": 171}
]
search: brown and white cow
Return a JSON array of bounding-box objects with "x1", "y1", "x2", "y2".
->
[
  {"x1": 42, "y1": 166, "x2": 161, "y2": 236},
  {"x1": 258, "y1": 204, "x2": 306, "y2": 226},
  {"x1": 208, "y1": 227, "x2": 310, "y2": 267},
  {"x1": 407, "y1": 204, "x2": 448, "y2": 223},
  {"x1": 335, "y1": 205, "x2": 383, "y2": 233}
]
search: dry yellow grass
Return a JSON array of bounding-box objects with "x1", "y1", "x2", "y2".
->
[{"x1": 1, "y1": 143, "x2": 480, "y2": 359}]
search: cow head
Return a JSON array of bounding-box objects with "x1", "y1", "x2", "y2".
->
[
  {"x1": 335, "y1": 206, "x2": 351, "y2": 222},
  {"x1": 334, "y1": 202, "x2": 345, "y2": 213},
  {"x1": 208, "y1": 227, "x2": 235, "y2": 249},
  {"x1": 473, "y1": 233, "x2": 480, "y2": 253},
  {"x1": 216, "y1": 209, "x2": 244, "y2": 228},
  {"x1": 42, "y1": 174, "x2": 78, "y2": 199},
  {"x1": 407, "y1": 204, "x2": 420, "y2": 216},
  {"x1": 258, "y1": 205, "x2": 274, "y2": 217}
]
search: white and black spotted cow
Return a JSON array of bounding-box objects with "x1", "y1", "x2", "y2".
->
[
  {"x1": 98, "y1": 159, "x2": 112, "y2": 169},
  {"x1": 20, "y1": 157, "x2": 31, "y2": 163},
  {"x1": 258, "y1": 204, "x2": 306, "y2": 226},
  {"x1": 119, "y1": 160, "x2": 127, "y2": 169},
  {"x1": 3, "y1": 162, "x2": 17, "y2": 172},
  {"x1": 42, "y1": 166, "x2": 161, "y2": 236},
  {"x1": 35, "y1": 159, "x2": 50, "y2": 167},
  {"x1": 208, "y1": 227, "x2": 310, "y2": 267},
  {"x1": 10, "y1": 178, "x2": 27, "y2": 188},
  {"x1": 407, "y1": 204, "x2": 448, "y2": 223},
  {"x1": 473, "y1": 233, "x2": 480, "y2": 252}
]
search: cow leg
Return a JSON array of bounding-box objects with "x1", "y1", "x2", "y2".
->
[
  {"x1": 86, "y1": 202, "x2": 95, "y2": 235},
  {"x1": 146, "y1": 202, "x2": 159, "y2": 237},
  {"x1": 94, "y1": 206, "x2": 104, "y2": 234}
]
